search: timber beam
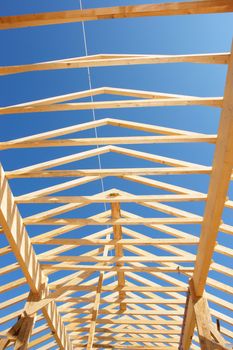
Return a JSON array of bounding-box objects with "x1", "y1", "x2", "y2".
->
[
  {"x1": 181, "y1": 42, "x2": 233, "y2": 350},
  {"x1": 187, "y1": 279, "x2": 229, "y2": 350},
  {"x1": 0, "y1": 1, "x2": 233, "y2": 30}
]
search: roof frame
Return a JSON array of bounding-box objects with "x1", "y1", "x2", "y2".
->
[{"x1": 0, "y1": 2, "x2": 233, "y2": 350}]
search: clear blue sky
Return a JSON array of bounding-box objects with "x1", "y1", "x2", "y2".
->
[{"x1": 0, "y1": 1, "x2": 233, "y2": 348}]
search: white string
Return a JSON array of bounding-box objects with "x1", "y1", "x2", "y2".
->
[
  {"x1": 79, "y1": 0, "x2": 117, "y2": 286},
  {"x1": 79, "y1": 0, "x2": 107, "y2": 213}
]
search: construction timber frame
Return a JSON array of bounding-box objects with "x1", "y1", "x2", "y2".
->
[{"x1": 0, "y1": 1, "x2": 233, "y2": 349}]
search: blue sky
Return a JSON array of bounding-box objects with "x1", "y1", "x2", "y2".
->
[{"x1": 0, "y1": 1, "x2": 233, "y2": 348}]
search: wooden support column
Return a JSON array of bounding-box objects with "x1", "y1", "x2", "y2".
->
[
  {"x1": 181, "y1": 42, "x2": 233, "y2": 350},
  {"x1": 0, "y1": 291, "x2": 38, "y2": 350},
  {"x1": 188, "y1": 279, "x2": 228, "y2": 350},
  {"x1": 0, "y1": 164, "x2": 72, "y2": 350},
  {"x1": 0, "y1": 318, "x2": 24, "y2": 350},
  {"x1": 111, "y1": 194, "x2": 126, "y2": 312},
  {"x1": 86, "y1": 233, "x2": 111, "y2": 350},
  {"x1": 14, "y1": 317, "x2": 35, "y2": 350}
]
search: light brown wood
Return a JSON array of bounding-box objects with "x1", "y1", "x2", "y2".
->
[
  {"x1": 6, "y1": 166, "x2": 212, "y2": 178},
  {"x1": 0, "y1": 135, "x2": 216, "y2": 149},
  {"x1": 189, "y1": 279, "x2": 228, "y2": 350},
  {"x1": 0, "y1": 165, "x2": 72, "y2": 350},
  {"x1": 0, "y1": 96, "x2": 223, "y2": 115},
  {"x1": 41, "y1": 264, "x2": 194, "y2": 273},
  {"x1": 1, "y1": 4, "x2": 233, "y2": 350},
  {"x1": 31, "y1": 237, "x2": 199, "y2": 246},
  {"x1": 16, "y1": 193, "x2": 207, "y2": 204},
  {"x1": 0, "y1": 53, "x2": 229, "y2": 76},
  {"x1": 86, "y1": 231, "x2": 111, "y2": 350},
  {"x1": 0, "y1": 1, "x2": 232, "y2": 29},
  {"x1": 181, "y1": 42, "x2": 233, "y2": 350},
  {"x1": 24, "y1": 216, "x2": 203, "y2": 226}
]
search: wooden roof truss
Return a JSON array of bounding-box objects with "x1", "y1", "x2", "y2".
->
[{"x1": 0, "y1": 1, "x2": 233, "y2": 350}]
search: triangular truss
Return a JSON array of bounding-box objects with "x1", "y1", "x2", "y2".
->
[{"x1": 0, "y1": 2, "x2": 233, "y2": 350}]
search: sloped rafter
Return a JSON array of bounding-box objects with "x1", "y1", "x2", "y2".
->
[
  {"x1": 0, "y1": 165, "x2": 73, "y2": 350},
  {"x1": 181, "y1": 42, "x2": 233, "y2": 350}
]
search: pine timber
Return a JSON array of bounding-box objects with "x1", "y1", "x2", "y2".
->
[
  {"x1": 0, "y1": 1, "x2": 233, "y2": 30},
  {"x1": 1, "y1": 2, "x2": 233, "y2": 350},
  {"x1": 181, "y1": 42, "x2": 233, "y2": 350}
]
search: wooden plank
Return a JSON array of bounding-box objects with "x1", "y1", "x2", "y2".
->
[
  {"x1": 0, "y1": 1, "x2": 232, "y2": 29},
  {"x1": 27, "y1": 333, "x2": 53, "y2": 349},
  {"x1": 16, "y1": 176, "x2": 101, "y2": 201},
  {"x1": 6, "y1": 166, "x2": 212, "y2": 178},
  {"x1": 0, "y1": 53, "x2": 229, "y2": 76},
  {"x1": 38, "y1": 255, "x2": 196, "y2": 263},
  {"x1": 0, "y1": 85, "x2": 215, "y2": 111},
  {"x1": 0, "y1": 96, "x2": 223, "y2": 115},
  {"x1": 0, "y1": 85, "x2": 206, "y2": 107},
  {"x1": 181, "y1": 42, "x2": 233, "y2": 350},
  {"x1": 14, "y1": 317, "x2": 35, "y2": 350},
  {"x1": 5, "y1": 144, "x2": 209, "y2": 175},
  {"x1": 111, "y1": 200, "x2": 126, "y2": 311},
  {"x1": 75, "y1": 347, "x2": 178, "y2": 350},
  {"x1": 0, "y1": 292, "x2": 38, "y2": 350},
  {"x1": 16, "y1": 193, "x2": 207, "y2": 204},
  {"x1": 0, "y1": 338, "x2": 11, "y2": 350},
  {"x1": 86, "y1": 231, "x2": 111, "y2": 350},
  {"x1": 32, "y1": 237, "x2": 199, "y2": 246},
  {"x1": 24, "y1": 216, "x2": 203, "y2": 226},
  {"x1": 62, "y1": 317, "x2": 183, "y2": 325},
  {"x1": 189, "y1": 280, "x2": 228, "y2": 350},
  {"x1": 56, "y1": 297, "x2": 185, "y2": 305},
  {"x1": 0, "y1": 134, "x2": 217, "y2": 149},
  {"x1": 73, "y1": 336, "x2": 180, "y2": 344},
  {"x1": 0, "y1": 117, "x2": 205, "y2": 148},
  {"x1": 41, "y1": 264, "x2": 194, "y2": 273},
  {"x1": 14, "y1": 291, "x2": 39, "y2": 350},
  {"x1": 69, "y1": 327, "x2": 181, "y2": 335},
  {"x1": 49, "y1": 285, "x2": 187, "y2": 293},
  {"x1": 0, "y1": 165, "x2": 72, "y2": 350},
  {"x1": 6, "y1": 145, "x2": 110, "y2": 175}
]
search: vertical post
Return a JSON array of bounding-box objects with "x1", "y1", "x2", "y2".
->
[{"x1": 111, "y1": 194, "x2": 126, "y2": 312}]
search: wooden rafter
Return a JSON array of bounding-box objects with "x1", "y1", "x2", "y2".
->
[
  {"x1": 0, "y1": 165, "x2": 72, "y2": 350},
  {"x1": 181, "y1": 42, "x2": 233, "y2": 350}
]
